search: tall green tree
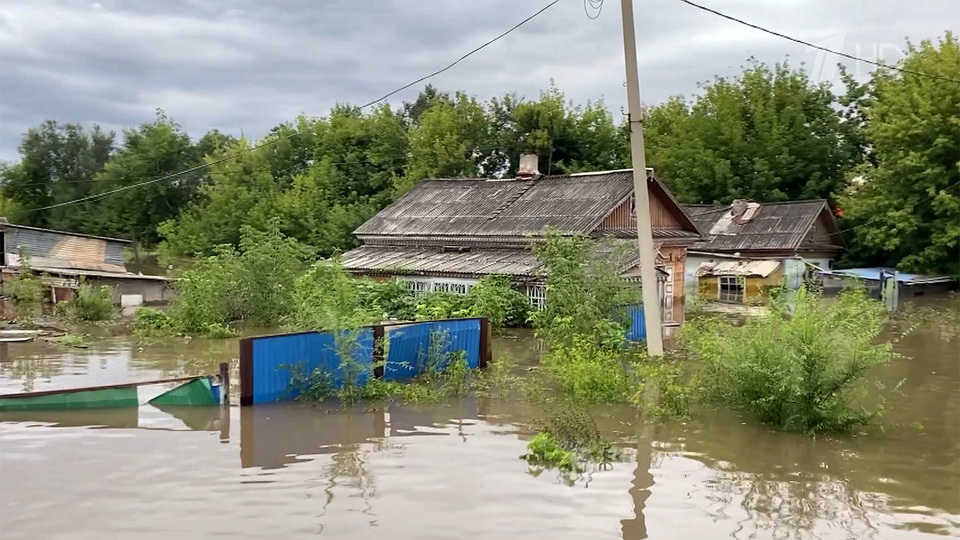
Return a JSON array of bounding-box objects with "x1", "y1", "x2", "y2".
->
[
  {"x1": 841, "y1": 33, "x2": 960, "y2": 276},
  {"x1": 398, "y1": 92, "x2": 493, "y2": 192},
  {"x1": 644, "y1": 60, "x2": 860, "y2": 203},
  {"x1": 0, "y1": 121, "x2": 114, "y2": 231},
  {"x1": 493, "y1": 85, "x2": 626, "y2": 176},
  {"x1": 160, "y1": 105, "x2": 409, "y2": 257},
  {"x1": 91, "y1": 110, "x2": 205, "y2": 244}
]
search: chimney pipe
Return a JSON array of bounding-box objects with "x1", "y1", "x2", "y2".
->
[
  {"x1": 730, "y1": 199, "x2": 749, "y2": 219},
  {"x1": 516, "y1": 154, "x2": 540, "y2": 181}
]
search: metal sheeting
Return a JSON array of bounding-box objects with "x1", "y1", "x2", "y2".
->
[
  {"x1": 342, "y1": 245, "x2": 542, "y2": 277},
  {"x1": 383, "y1": 319, "x2": 481, "y2": 381},
  {"x1": 623, "y1": 305, "x2": 646, "y2": 342},
  {"x1": 3, "y1": 225, "x2": 128, "y2": 272},
  {"x1": 696, "y1": 259, "x2": 782, "y2": 277},
  {"x1": 821, "y1": 267, "x2": 955, "y2": 285},
  {"x1": 249, "y1": 330, "x2": 374, "y2": 404},
  {"x1": 682, "y1": 201, "x2": 830, "y2": 252}
]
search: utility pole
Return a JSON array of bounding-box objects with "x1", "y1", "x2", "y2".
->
[{"x1": 620, "y1": 0, "x2": 664, "y2": 356}]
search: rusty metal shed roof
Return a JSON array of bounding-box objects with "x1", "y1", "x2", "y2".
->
[
  {"x1": 682, "y1": 200, "x2": 835, "y2": 252},
  {"x1": 355, "y1": 170, "x2": 699, "y2": 242}
]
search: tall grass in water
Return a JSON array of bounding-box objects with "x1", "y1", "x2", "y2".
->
[
  {"x1": 684, "y1": 285, "x2": 893, "y2": 434},
  {"x1": 63, "y1": 282, "x2": 115, "y2": 322}
]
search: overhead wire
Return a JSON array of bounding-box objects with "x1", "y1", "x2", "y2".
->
[
  {"x1": 675, "y1": 0, "x2": 960, "y2": 84},
  {"x1": 584, "y1": 0, "x2": 604, "y2": 20},
  {"x1": 16, "y1": 0, "x2": 563, "y2": 213}
]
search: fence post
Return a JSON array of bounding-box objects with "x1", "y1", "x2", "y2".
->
[
  {"x1": 219, "y1": 362, "x2": 230, "y2": 406},
  {"x1": 239, "y1": 337, "x2": 253, "y2": 406},
  {"x1": 479, "y1": 318, "x2": 492, "y2": 369},
  {"x1": 372, "y1": 324, "x2": 385, "y2": 379}
]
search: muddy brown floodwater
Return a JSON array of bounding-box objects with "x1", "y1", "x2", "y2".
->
[{"x1": 1, "y1": 309, "x2": 958, "y2": 540}]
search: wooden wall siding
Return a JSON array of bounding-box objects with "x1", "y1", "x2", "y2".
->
[
  {"x1": 811, "y1": 211, "x2": 841, "y2": 246},
  {"x1": 658, "y1": 245, "x2": 686, "y2": 324},
  {"x1": 596, "y1": 193, "x2": 682, "y2": 232}
]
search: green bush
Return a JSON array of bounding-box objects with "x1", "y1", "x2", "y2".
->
[
  {"x1": 630, "y1": 355, "x2": 690, "y2": 419},
  {"x1": 357, "y1": 279, "x2": 418, "y2": 320},
  {"x1": 531, "y1": 231, "x2": 640, "y2": 346},
  {"x1": 414, "y1": 291, "x2": 470, "y2": 321},
  {"x1": 521, "y1": 433, "x2": 582, "y2": 473},
  {"x1": 466, "y1": 275, "x2": 530, "y2": 329},
  {"x1": 684, "y1": 285, "x2": 893, "y2": 433},
  {"x1": 542, "y1": 336, "x2": 634, "y2": 404},
  {"x1": 61, "y1": 282, "x2": 114, "y2": 322},
  {"x1": 133, "y1": 307, "x2": 178, "y2": 335}
]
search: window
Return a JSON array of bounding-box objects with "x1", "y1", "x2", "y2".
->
[
  {"x1": 528, "y1": 283, "x2": 547, "y2": 311},
  {"x1": 718, "y1": 276, "x2": 744, "y2": 303},
  {"x1": 400, "y1": 279, "x2": 431, "y2": 297},
  {"x1": 432, "y1": 280, "x2": 472, "y2": 296}
]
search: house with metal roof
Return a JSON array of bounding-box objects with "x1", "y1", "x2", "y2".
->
[
  {"x1": 342, "y1": 157, "x2": 703, "y2": 323},
  {"x1": 679, "y1": 200, "x2": 845, "y2": 303},
  {"x1": 0, "y1": 218, "x2": 172, "y2": 307}
]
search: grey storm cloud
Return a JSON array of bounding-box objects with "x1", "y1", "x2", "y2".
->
[{"x1": 0, "y1": 0, "x2": 956, "y2": 160}]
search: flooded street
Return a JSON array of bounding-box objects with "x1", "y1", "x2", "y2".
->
[{"x1": 1, "y1": 316, "x2": 958, "y2": 539}]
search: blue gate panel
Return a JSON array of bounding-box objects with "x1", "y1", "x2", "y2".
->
[
  {"x1": 383, "y1": 319, "x2": 481, "y2": 382},
  {"x1": 249, "y1": 329, "x2": 373, "y2": 404},
  {"x1": 624, "y1": 305, "x2": 646, "y2": 342}
]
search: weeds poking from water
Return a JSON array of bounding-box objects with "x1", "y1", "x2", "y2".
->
[
  {"x1": 521, "y1": 404, "x2": 621, "y2": 478},
  {"x1": 684, "y1": 285, "x2": 893, "y2": 434},
  {"x1": 57, "y1": 333, "x2": 89, "y2": 348},
  {"x1": 542, "y1": 336, "x2": 633, "y2": 404},
  {"x1": 521, "y1": 433, "x2": 583, "y2": 473},
  {"x1": 57, "y1": 282, "x2": 114, "y2": 322}
]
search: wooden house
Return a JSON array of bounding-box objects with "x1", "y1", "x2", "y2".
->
[
  {"x1": 680, "y1": 200, "x2": 845, "y2": 304},
  {"x1": 342, "y1": 161, "x2": 702, "y2": 323}
]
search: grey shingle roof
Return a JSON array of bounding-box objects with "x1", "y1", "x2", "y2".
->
[
  {"x1": 355, "y1": 170, "x2": 699, "y2": 241},
  {"x1": 682, "y1": 200, "x2": 834, "y2": 252}
]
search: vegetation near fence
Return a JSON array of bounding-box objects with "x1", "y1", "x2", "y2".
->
[
  {"x1": 683, "y1": 286, "x2": 894, "y2": 433},
  {"x1": 286, "y1": 330, "x2": 476, "y2": 405}
]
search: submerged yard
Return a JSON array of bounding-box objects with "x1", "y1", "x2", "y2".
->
[{"x1": 0, "y1": 300, "x2": 957, "y2": 539}]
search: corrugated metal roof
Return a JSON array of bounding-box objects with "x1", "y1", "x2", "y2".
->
[
  {"x1": 696, "y1": 259, "x2": 782, "y2": 277},
  {"x1": 341, "y1": 246, "x2": 542, "y2": 277},
  {"x1": 2, "y1": 226, "x2": 128, "y2": 273},
  {"x1": 682, "y1": 200, "x2": 830, "y2": 252},
  {"x1": 355, "y1": 170, "x2": 700, "y2": 241},
  {"x1": 821, "y1": 267, "x2": 955, "y2": 285}
]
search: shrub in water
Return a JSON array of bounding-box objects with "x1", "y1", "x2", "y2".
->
[
  {"x1": 62, "y1": 282, "x2": 114, "y2": 322},
  {"x1": 541, "y1": 336, "x2": 633, "y2": 404},
  {"x1": 521, "y1": 433, "x2": 583, "y2": 473},
  {"x1": 684, "y1": 285, "x2": 893, "y2": 433},
  {"x1": 133, "y1": 307, "x2": 178, "y2": 336}
]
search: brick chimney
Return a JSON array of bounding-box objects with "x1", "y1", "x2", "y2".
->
[{"x1": 515, "y1": 154, "x2": 540, "y2": 181}]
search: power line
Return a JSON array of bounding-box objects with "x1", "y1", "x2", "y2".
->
[
  {"x1": 16, "y1": 0, "x2": 563, "y2": 214},
  {"x1": 358, "y1": 0, "x2": 562, "y2": 108},
  {"x1": 675, "y1": 0, "x2": 960, "y2": 84},
  {"x1": 584, "y1": 0, "x2": 604, "y2": 20}
]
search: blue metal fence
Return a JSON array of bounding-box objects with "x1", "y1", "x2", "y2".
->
[
  {"x1": 383, "y1": 319, "x2": 481, "y2": 381},
  {"x1": 623, "y1": 304, "x2": 646, "y2": 341},
  {"x1": 239, "y1": 318, "x2": 489, "y2": 405}
]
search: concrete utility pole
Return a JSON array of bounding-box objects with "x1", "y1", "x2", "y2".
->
[{"x1": 620, "y1": 0, "x2": 664, "y2": 356}]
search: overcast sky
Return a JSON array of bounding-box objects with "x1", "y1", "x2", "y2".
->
[{"x1": 0, "y1": 0, "x2": 956, "y2": 161}]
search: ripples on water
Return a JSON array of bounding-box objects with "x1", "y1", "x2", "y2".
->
[{"x1": 0, "y1": 322, "x2": 957, "y2": 539}]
